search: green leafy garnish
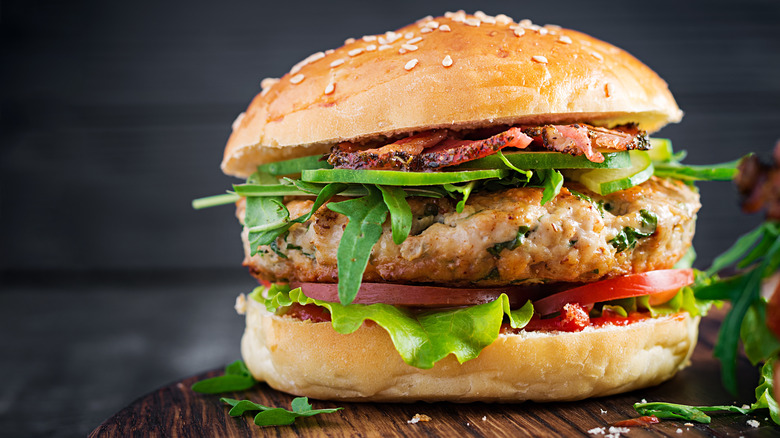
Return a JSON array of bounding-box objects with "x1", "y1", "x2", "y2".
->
[
  {"x1": 653, "y1": 159, "x2": 741, "y2": 181},
  {"x1": 253, "y1": 285, "x2": 534, "y2": 369},
  {"x1": 220, "y1": 396, "x2": 342, "y2": 427},
  {"x1": 633, "y1": 401, "x2": 750, "y2": 424},
  {"x1": 494, "y1": 150, "x2": 533, "y2": 179},
  {"x1": 191, "y1": 360, "x2": 257, "y2": 394},
  {"x1": 609, "y1": 209, "x2": 657, "y2": 252},
  {"x1": 192, "y1": 193, "x2": 241, "y2": 209},
  {"x1": 752, "y1": 358, "x2": 780, "y2": 424},
  {"x1": 488, "y1": 226, "x2": 531, "y2": 257},
  {"x1": 538, "y1": 168, "x2": 564, "y2": 205},
  {"x1": 327, "y1": 186, "x2": 389, "y2": 305},
  {"x1": 378, "y1": 185, "x2": 412, "y2": 245}
]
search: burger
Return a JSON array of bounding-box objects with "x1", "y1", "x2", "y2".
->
[{"x1": 214, "y1": 11, "x2": 707, "y2": 402}]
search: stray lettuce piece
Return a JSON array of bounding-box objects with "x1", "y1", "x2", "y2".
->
[
  {"x1": 633, "y1": 402, "x2": 750, "y2": 424},
  {"x1": 378, "y1": 185, "x2": 412, "y2": 245},
  {"x1": 191, "y1": 360, "x2": 256, "y2": 394},
  {"x1": 751, "y1": 358, "x2": 780, "y2": 425},
  {"x1": 327, "y1": 186, "x2": 389, "y2": 305},
  {"x1": 252, "y1": 285, "x2": 534, "y2": 369},
  {"x1": 221, "y1": 396, "x2": 342, "y2": 427}
]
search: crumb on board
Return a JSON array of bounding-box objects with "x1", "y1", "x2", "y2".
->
[
  {"x1": 684, "y1": 423, "x2": 694, "y2": 427},
  {"x1": 482, "y1": 416, "x2": 487, "y2": 421},
  {"x1": 600, "y1": 409, "x2": 607, "y2": 414},
  {"x1": 676, "y1": 428, "x2": 683, "y2": 434},
  {"x1": 407, "y1": 414, "x2": 431, "y2": 424},
  {"x1": 747, "y1": 419, "x2": 760, "y2": 428}
]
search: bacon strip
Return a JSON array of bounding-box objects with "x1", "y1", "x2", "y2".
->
[{"x1": 328, "y1": 124, "x2": 645, "y2": 171}]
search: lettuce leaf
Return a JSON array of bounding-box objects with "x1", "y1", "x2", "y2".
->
[
  {"x1": 751, "y1": 358, "x2": 780, "y2": 425},
  {"x1": 250, "y1": 285, "x2": 534, "y2": 369}
]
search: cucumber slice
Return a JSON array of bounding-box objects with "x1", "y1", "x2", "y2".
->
[
  {"x1": 302, "y1": 168, "x2": 509, "y2": 186},
  {"x1": 647, "y1": 138, "x2": 673, "y2": 163},
  {"x1": 257, "y1": 155, "x2": 331, "y2": 175},
  {"x1": 566, "y1": 150, "x2": 654, "y2": 195},
  {"x1": 456, "y1": 151, "x2": 630, "y2": 170}
]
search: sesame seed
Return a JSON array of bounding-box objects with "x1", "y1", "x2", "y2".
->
[
  {"x1": 417, "y1": 15, "x2": 433, "y2": 23},
  {"x1": 439, "y1": 24, "x2": 451, "y2": 32},
  {"x1": 420, "y1": 27, "x2": 433, "y2": 33},
  {"x1": 385, "y1": 31, "x2": 401, "y2": 43},
  {"x1": 289, "y1": 51, "x2": 325, "y2": 74},
  {"x1": 260, "y1": 77, "x2": 279, "y2": 90},
  {"x1": 464, "y1": 18, "x2": 481, "y2": 27},
  {"x1": 444, "y1": 11, "x2": 456, "y2": 18},
  {"x1": 378, "y1": 36, "x2": 387, "y2": 45},
  {"x1": 325, "y1": 49, "x2": 335, "y2": 55},
  {"x1": 362, "y1": 35, "x2": 377, "y2": 42},
  {"x1": 495, "y1": 14, "x2": 513, "y2": 25},
  {"x1": 442, "y1": 55, "x2": 453, "y2": 67},
  {"x1": 348, "y1": 48, "x2": 364, "y2": 57},
  {"x1": 365, "y1": 44, "x2": 377, "y2": 51},
  {"x1": 538, "y1": 27, "x2": 548, "y2": 35},
  {"x1": 324, "y1": 82, "x2": 335, "y2": 95},
  {"x1": 404, "y1": 59, "x2": 419, "y2": 70},
  {"x1": 425, "y1": 20, "x2": 439, "y2": 29},
  {"x1": 513, "y1": 28, "x2": 525, "y2": 37},
  {"x1": 330, "y1": 59, "x2": 345, "y2": 67},
  {"x1": 546, "y1": 24, "x2": 562, "y2": 30},
  {"x1": 591, "y1": 51, "x2": 604, "y2": 61},
  {"x1": 482, "y1": 16, "x2": 496, "y2": 24},
  {"x1": 474, "y1": 10, "x2": 487, "y2": 19},
  {"x1": 404, "y1": 32, "x2": 415, "y2": 39},
  {"x1": 532, "y1": 55, "x2": 548, "y2": 63},
  {"x1": 529, "y1": 24, "x2": 542, "y2": 31},
  {"x1": 378, "y1": 44, "x2": 392, "y2": 50},
  {"x1": 519, "y1": 19, "x2": 533, "y2": 27},
  {"x1": 401, "y1": 44, "x2": 419, "y2": 51},
  {"x1": 407, "y1": 36, "x2": 423, "y2": 44},
  {"x1": 290, "y1": 74, "x2": 304, "y2": 84},
  {"x1": 558, "y1": 35, "x2": 572, "y2": 44},
  {"x1": 398, "y1": 48, "x2": 407, "y2": 54},
  {"x1": 452, "y1": 13, "x2": 466, "y2": 23},
  {"x1": 344, "y1": 37, "x2": 356, "y2": 44}
]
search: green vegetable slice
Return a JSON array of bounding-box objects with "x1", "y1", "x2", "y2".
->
[
  {"x1": 457, "y1": 150, "x2": 631, "y2": 170},
  {"x1": 565, "y1": 150, "x2": 654, "y2": 195},
  {"x1": 302, "y1": 168, "x2": 509, "y2": 186},
  {"x1": 257, "y1": 154, "x2": 331, "y2": 175},
  {"x1": 647, "y1": 138, "x2": 674, "y2": 162}
]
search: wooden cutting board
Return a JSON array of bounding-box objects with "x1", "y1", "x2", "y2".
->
[{"x1": 89, "y1": 310, "x2": 778, "y2": 437}]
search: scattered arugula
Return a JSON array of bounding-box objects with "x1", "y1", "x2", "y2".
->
[
  {"x1": 191, "y1": 360, "x2": 257, "y2": 394},
  {"x1": 221, "y1": 396, "x2": 342, "y2": 427}
]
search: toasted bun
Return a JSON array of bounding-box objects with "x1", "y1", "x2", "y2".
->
[
  {"x1": 223, "y1": 12, "x2": 682, "y2": 177},
  {"x1": 240, "y1": 297, "x2": 698, "y2": 402}
]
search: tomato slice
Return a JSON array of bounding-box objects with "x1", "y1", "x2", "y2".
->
[
  {"x1": 290, "y1": 282, "x2": 555, "y2": 308},
  {"x1": 532, "y1": 269, "x2": 694, "y2": 316}
]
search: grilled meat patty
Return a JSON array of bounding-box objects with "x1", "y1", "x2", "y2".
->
[{"x1": 239, "y1": 177, "x2": 699, "y2": 286}]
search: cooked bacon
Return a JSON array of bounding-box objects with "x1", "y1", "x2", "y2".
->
[
  {"x1": 328, "y1": 130, "x2": 448, "y2": 170},
  {"x1": 417, "y1": 127, "x2": 533, "y2": 170},
  {"x1": 736, "y1": 140, "x2": 780, "y2": 220},
  {"x1": 327, "y1": 124, "x2": 645, "y2": 171}
]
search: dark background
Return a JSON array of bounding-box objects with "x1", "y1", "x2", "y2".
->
[{"x1": 1, "y1": 0, "x2": 778, "y2": 436}]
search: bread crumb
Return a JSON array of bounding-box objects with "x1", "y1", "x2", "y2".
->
[
  {"x1": 588, "y1": 427, "x2": 605, "y2": 435},
  {"x1": 684, "y1": 423, "x2": 694, "y2": 426},
  {"x1": 407, "y1": 414, "x2": 431, "y2": 424},
  {"x1": 676, "y1": 428, "x2": 683, "y2": 434},
  {"x1": 741, "y1": 404, "x2": 750, "y2": 410},
  {"x1": 747, "y1": 419, "x2": 760, "y2": 428},
  {"x1": 608, "y1": 426, "x2": 629, "y2": 434},
  {"x1": 482, "y1": 416, "x2": 487, "y2": 421},
  {"x1": 640, "y1": 399, "x2": 647, "y2": 404},
  {"x1": 234, "y1": 294, "x2": 247, "y2": 315},
  {"x1": 600, "y1": 409, "x2": 607, "y2": 414}
]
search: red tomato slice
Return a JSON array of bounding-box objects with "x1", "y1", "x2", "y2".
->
[
  {"x1": 290, "y1": 282, "x2": 556, "y2": 308},
  {"x1": 532, "y1": 269, "x2": 694, "y2": 316}
]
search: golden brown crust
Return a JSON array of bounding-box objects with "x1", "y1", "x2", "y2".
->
[
  {"x1": 241, "y1": 297, "x2": 698, "y2": 402},
  {"x1": 223, "y1": 12, "x2": 682, "y2": 177}
]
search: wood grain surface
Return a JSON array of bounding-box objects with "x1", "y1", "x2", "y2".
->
[{"x1": 89, "y1": 310, "x2": 779, "y2": 437}]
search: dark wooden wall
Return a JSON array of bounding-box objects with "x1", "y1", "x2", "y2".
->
[{"x1": 1, "y1": 1, "x2": 779, "y2": 436}]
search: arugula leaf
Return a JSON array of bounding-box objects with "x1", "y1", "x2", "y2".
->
[
  {"x1": 191, "y1": 360, "x2": 257, "y2": 394},
  {"x1": 706, "y1": 223, "x2": 768, "y2": 277},
  {"x1": 220, "y1": 396, "x2": 342, "y2": 427},
  {"x1": 751, "y1": 358, "x2": 779, "y2": 424},
  {"x1": 327, "y1": 186, "x2": 389, "y2": 304},
  {"x1": 442, "y1": 181, "x2": 478, "y2": 213},
  {"x1": 252, "y1": 286, "x2": 534, "y2": 369},
  {"x1": 633, "y1": 402, "x2": 750, "y2": 424},
  {"x1": 378, "y1": 185, "x2": 412, "y2": 245},
  {"x1": 539, "y1": 168, "x2": 564, "y2": 205},
  {"x1": 741, "y1": 300, "x2": 780, "y2": 365},
  {"x1": 653, "y1": 157, "x2": 742, "y2": 181},
  {"x1": 192, "y1": 193, "x2": 241, "y2": 209},
  {"x1": 494, "y1": 150, "x2": 533, "y2": 179}
]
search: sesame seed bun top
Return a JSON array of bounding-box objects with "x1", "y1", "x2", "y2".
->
[{"x1": 222, "y1": 11, "x2": 683, "y2": 178}]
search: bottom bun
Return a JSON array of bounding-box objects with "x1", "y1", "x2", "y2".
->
[{"x1": 241, "y1": 298, "x2": 699, "y2": 402}]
